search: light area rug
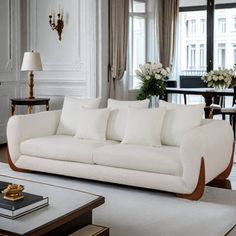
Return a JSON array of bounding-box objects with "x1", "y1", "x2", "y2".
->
[{"x1": 0, "y1": 163, "x2": 236, "y2": 236}]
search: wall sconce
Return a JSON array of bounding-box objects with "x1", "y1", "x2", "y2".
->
[{"x1": 49, "y1": 8, "x2": 64, "y2": 41}]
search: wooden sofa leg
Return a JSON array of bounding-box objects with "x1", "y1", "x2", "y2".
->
[
  {"x1": 206, "y1": 143, "x2": 234, "y2": 189},
  {"x1": 176, "y1": 157, "x2": 205, "y2": 201},
  {"x1": 7, "y1": 147, "x2": 32, "y2": 173}
]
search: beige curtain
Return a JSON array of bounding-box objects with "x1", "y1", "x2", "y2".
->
[
  {"x1": 157, "y1": 0, "x2": 179, "y2": 69},
  {"x1": 108, "y1": 0, "x2": 129, "y2": 98}
]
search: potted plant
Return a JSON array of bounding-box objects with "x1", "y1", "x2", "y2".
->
[
  {"x1": 201, "y1": 67, "x2": 235, "y2": 89},
  {"x1": 136, "y1": 63, "x2": 170, "y2": 107}
]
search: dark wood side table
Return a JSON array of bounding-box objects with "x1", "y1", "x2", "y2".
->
[{"x1": 11, "y1": 98, "x2": 50, "y2": 115}]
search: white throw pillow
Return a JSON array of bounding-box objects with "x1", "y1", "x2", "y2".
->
[
  {"x1": 107, "y1": 99, "x2": 150, "y2": 141},
  {"x1": 57, "y1": 97, "x2": 101, "y2": 135},
  {"x1": 159, "y1": 100, "x2": 205, "y2": 146},
  {"x1": 122, "y1": 108, "x2": 166, "y2": 147},
  {"x1": 74, "y1": 108, "x2": 111, "y2": 141}
]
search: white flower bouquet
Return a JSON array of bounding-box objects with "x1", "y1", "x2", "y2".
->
[
  {"x1": 201, "y1": 68, "x2": 235, "y2": 89},
  {"x1": 136, "y1": 62, "x2": 170, "y2": 100}
]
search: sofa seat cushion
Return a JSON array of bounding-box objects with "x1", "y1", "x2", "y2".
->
[
  {"x1": 20, "y1": 135, "x2": 118, "y2": 164},
  {"x1": 93, "y1": 144, "x2": 182, "y2": 176}
]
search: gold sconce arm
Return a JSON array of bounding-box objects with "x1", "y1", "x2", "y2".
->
[{"x1": 49, "y1": 9, "x2": 64, "y2": 41}]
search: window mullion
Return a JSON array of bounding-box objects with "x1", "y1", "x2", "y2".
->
[{"x1": 207, "y1": 0, "x2": 214, "y2": 72}]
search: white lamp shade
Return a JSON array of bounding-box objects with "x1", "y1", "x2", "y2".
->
[{"x1": 21, "y1": 52, "x2": 43, "y2": 71}]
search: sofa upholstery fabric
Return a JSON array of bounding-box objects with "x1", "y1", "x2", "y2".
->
[
  {"x1": 106, "y1": 99, "x2": 149, "y2": 141},
  {"x1": 93, "y1": 144, "x2": 182, "y2": 176},
  {"x1": 21, "y1": 135, "x2": 118, "y2": 164},
  {"x1": 75, "y1": 108, "x2": 111, "y2": 141},
  {"x1": 56, "y1": 97, "x2": 101, "y2": 136},
  {"x1": 159, "y1": 100, "x2": 205, "y2": 146},
  {"x1": 122, "y1": 108, "x2": 166, "y2": 147}
]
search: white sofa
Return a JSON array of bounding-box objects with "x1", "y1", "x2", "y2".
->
[{"x1": 7, "y1": 99, "x2": 234, "y2": 200}]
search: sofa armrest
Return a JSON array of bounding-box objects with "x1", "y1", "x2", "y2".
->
[
  {"x1": 7, "y1": 110, "x2": 61, "y2": 164},
  {"x1": 180, "y1": 119, "x2": 234, "y2": 192}
]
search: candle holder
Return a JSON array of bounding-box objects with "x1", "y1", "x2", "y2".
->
[{"x1": 49, "y1": 9, "x2": 64, "y2": 41}]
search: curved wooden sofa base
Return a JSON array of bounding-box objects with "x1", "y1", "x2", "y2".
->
[
  {"x1": 7, "y1": 144, "x2": 234, "y2": 200},
  {"x1": 7, "y1": 147, "x2": 32, "y2": 173},
  {"x1": 176, "y1": 158, "x2": 205, "y2": 201},
  {"x1": 177, "y1": 144, "x2": 234, "y2": 200}
]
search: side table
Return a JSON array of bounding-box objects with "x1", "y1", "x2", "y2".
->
[{"x1": 11, "y1": 98, "x2": 50, "y2": 115}]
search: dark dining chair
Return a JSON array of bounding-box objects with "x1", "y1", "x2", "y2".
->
[
  {"x1": 211, "y1": 86, "x2": 236, "y2": 137},
  {"x1": 179, "y1": 75, "x2": 206, "y2": 104}
]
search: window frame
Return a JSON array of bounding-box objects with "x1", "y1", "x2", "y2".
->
[
  {"x1": 179, "y1": 1, "x2": 236, "y2": 73},
  {"x1": 128, "y1": 0, "x2": 148, "y2": 90}
]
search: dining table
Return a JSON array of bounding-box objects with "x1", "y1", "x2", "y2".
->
[{"x1": 165, "y1": 87, "x2": 234, "y2": 118}]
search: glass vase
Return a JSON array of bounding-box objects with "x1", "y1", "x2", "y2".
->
[{"x1": 150, "y1": 95, "x2": 159, "y2": 108}]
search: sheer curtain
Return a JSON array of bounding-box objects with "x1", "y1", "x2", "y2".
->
[{"x1": 108, "y1": 0, "x2": 129, "y2": 99}]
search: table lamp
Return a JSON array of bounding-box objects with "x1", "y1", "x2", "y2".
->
[{"x1": 21, "y1": 51, "x2": 43, "y2": 99}]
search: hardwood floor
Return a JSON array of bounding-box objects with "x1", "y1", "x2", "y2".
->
[
  {"x1": 1, "y1": 143, "x2": 236, "y2": 190},
  {"x1": 0, "y1": 144, "x2": 8, "y2": 164}
]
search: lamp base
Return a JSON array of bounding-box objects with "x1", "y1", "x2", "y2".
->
[{"x1": 28, "y1": 71, "x2": 34, "y2": 99}]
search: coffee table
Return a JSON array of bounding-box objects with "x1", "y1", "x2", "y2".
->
[{"x1": 0, "y1": 174, "x2": 107, "y2": 236}]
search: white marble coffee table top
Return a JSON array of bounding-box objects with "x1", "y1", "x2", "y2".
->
[{"x1": 0, "y1": 174, "x2": 104, "y2": 235}]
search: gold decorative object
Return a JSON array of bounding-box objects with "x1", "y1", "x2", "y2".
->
[
  {"x1": 49, "y1": 7, "x2": 64, "y2": 41},
  {"x1": 2, "y1": 184, "x2": 24, "y2": 201}
]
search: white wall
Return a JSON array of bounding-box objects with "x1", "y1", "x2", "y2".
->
[
  {"x1": 0, "y1": 0, "x2": 20, "y2": 143},
  {"x1": 20, "y1": 0, "x2": 104, "y2": 111},
  {"x1": 0, "y1": 0, "x2": 109, "y2": 143}
]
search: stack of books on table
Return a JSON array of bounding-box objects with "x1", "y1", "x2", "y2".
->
[{"x1": 0, "y1": 181, "x2": 49, "y2": 219}]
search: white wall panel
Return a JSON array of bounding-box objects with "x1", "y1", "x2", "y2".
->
[
  {"x1": 30, "y1": 0, "x2": 82, "y2": 72},
  {"x1": 0, "y1": 1, "x2": 11, "y2": 72},
  {"x1": 0, "y1": 0, "x2": 20, "y2": 143},
  {"x1": 25, "y1": 0, "x2": 99, "y2": 102}
]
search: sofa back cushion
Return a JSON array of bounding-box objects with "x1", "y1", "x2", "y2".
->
[
  {"x1": 122, "y1": 108, "x2": 166, "y2": 147},
  {"x1": 159, "y1": 100, "x2": 205, "y2": 146},
  {"x1": 56, "y1": 97, "x2": 101, "y2": 135},
  {"x1": 74, "y1": 108, "x2": 111, "y2": 141},
  {"x1": 106, "y1": 99, "x2": 149, "y2": 141}
]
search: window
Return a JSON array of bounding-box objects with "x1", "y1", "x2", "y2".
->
[
  {"x1": 187, "y1": 19, "x2": 196, "y2": 36},
  {"x1": 214, "y1": 8, "x2": 236, "y2": 69},
  {"x1": 199, "y1": 44, "x2": 205, "y2": 68},
  {"x1": 187, "y1": 45, "x2": 196, "y2": 69},
  {"x1": 179, "y1": 10, "x2": 207, "y2": 75},
  {"x1": 233, "y1": 44, "x2": 236, "y2": 64},
  {"x1": 129, "y1": 0, "x2": 147, "y2": 89},
  {"x1": 179, "y1": 3, "x2": 236, "y2": 75},
  {"x1": 200, "y1": 19, "x2": 206, "y2": 34},
  {"x1": 217, "y1": 43, "x2": 226, "y2": 68},
  {"x1": 218, "y1": 18, "x2": 226, "y2": 33}
]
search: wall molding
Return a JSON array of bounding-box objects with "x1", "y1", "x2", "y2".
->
[
  {"x1": 0, "y1": 0, "x2": 12, "y2": 72},
  {"x1": 29, "y1": 0, "x2": 83, "y2": 72}
]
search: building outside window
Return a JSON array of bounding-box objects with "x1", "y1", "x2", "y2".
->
[
  {"x1": 187, "y1": 44, "x2": 196, "y2": 69},
  {"x1": 233, "y1": 44, "x2": 236, "y2": 64},
  {"x1": 179, "y1": 7, "x2": 236, "y2": 75},
  {"x1": 217, "y1": 43, "x2": 226, "y2": 68},
  {"x1": 129, "y1": 0, "x2": 147, "y2": 89},
  {"x1": 199, "y1": 44, "x2": 205, "y2": 68},
  {"x1": 187, "y1": 19, "x2": 197, "y2": 36},
  {"x1": 200, "y1": 19, "x2": 206, "y2": 34},
  {"x1": 218, "y1": 18, "x2": 226, "y2": 33}
]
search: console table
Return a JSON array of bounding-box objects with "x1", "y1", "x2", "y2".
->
[{"x1": 11, "y1": 98, "x2": 50, "y2": 115}]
